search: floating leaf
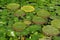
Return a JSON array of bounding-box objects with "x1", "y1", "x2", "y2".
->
[
  {"x1": 13, "y1": 22, "x2": 27, "y2": 32},
  {"x1": 14, "y1": 10, "x2": 25, "y2": 17},
  {"x1": 37, "y1": 9, "x2": 50, "y2": 18},
  {"x1": 21, "y1": 5, "x2": 35, "y2": 12},
  {"x1": 42, "y1": 25, "x2": 60, "y2": 36},
  {"x1": 6, "y1": 3, "x2": 20, "y2": 10},
  {"x1": 51, "y1": 19, "x2": 60, "y2": 29},
  {"x1": 32, "y1": 16, "x2": 47, "y2": 25}
]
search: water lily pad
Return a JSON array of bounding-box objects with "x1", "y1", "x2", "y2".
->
[
  {"x1": 13, "y1": 22, "x2": 27, "y2": 32},
  {"x1": 6, "y1": 3, "x2": 20, "y2": 10},
  {"x1": 21, "y1": 5, "x2": 35, "y2": 12},
  {"x1": 42, "y1": 25, "x2": 60, "y2": 36}
]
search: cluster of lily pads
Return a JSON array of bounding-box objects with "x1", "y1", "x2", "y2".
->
[{"x1": 0, "y1": 0, "x2": 60, "y2": 40}]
